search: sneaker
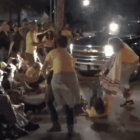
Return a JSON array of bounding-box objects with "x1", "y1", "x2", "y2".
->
[
  {"x1": 47, "y1": 122, "x2": 61, "y2": 132},
  {"x1": 120, "y1": 100, "x2": 134, "y2": 108},
  {"x1": 67, "y1": 125, "x2": 75, "y2": 137}
]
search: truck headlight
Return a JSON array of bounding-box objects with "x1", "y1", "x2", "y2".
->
[
  {"x1": 109, "y1": 22, "x2": 119, "y2": 32},
  {"x1": 70, "y1": 44, "x2": 73, "y2": 54},
  {"x1": 109, "y1": 22, "x2": 119, "y2": 35},
  {"x1": 104, "y1": 45, "x2": 114, "y2": 57}
]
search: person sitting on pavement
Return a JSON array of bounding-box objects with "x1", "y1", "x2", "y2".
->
[
  {"x1": 42, "y1": 35, "x2": 80, "y2": 137},
  {"x1": 0, "y1": 69, "x2": 39, "y2": 139},
  {"x1": 25, "y1": 62, "x2": 45, "y2": 93},
  {"x1": 99, "y1": 37, "x2": 139, "y2": 117},
  {"x1": 25, "y1": 22, "x2": 50, "y2": 67}
]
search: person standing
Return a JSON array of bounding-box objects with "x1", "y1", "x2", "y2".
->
[
  {"x1": 25, "y1": 22, "x2": 50, "y2": 67},
  {"x1": 99, "y1": 37, "x2": 139, "y2": 117},
  {"x1": 42, "y1": 36, "x2": 80, "y2": 136},
  {"x1": 42, "y1": 30, "x2": 55, "y2": 57},
  {"x1": 0, "y1": 22, "x2": 14, "y2": 63},
  {"x1": 61, "y1": 23, "x2": 73, "y2": 46},
  {"x1": 10, "y1": 26, "x2": 23, "y2": 57}
]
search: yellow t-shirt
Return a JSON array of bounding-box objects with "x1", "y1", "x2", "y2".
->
[
  {"x1": 61, "y1": 30, "x2": 72, "y2": 37},
  {"x1": 42, "y1": 36, "x2": 54, "y2": 48},
  {"x1": 121, "y1": 43, "x2": 139, "y2": 63},
  {"x1": 45, "y1": 48, "x2": 75, "y2": 74},
  {"x1": 25, "y1": 31, "x2": 38, "y2": 54}
]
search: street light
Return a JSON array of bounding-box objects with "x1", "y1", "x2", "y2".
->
[{"x1": 83, "y1": 0, "x2": 90, "y2": 6}]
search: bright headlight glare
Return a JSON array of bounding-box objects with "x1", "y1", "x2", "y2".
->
[
  {"x1": 104, "y1": 45, "x2": 114, "y2": 57},
  {"x1": 83, "y1": 0, "x2": 90, "y2": 6},
  {"x1": 70, "y1": 44, "x2": 73, "y2": 54},
  {"x1": 109, "y1": 22, "x2": 119, "y2": 32}
]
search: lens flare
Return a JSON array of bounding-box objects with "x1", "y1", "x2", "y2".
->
[
  {"x1": 104, "y1": 45, "x2": 114, "y2": 57},
  {"x1": 109, "y1": 22, "x2": 119, "y2": 32},
  {"x1": 83, "y1": 0, "x2": 90, "y2": 6}
]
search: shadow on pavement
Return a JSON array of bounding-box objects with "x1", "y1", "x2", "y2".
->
[
  {"x1": 38, "y1": 133, "x2": 81, "y2": 140},
  {"x1": 89, "y1": 113, "x2": 140, "y2": 140}
]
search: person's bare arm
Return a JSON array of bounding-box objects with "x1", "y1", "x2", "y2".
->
[
  {"x1": 31, "y1": 41, "x2": 47, "y2": 47},
  {"x1": 37, "y1": 29, "x2": 51, "y2": 36},
  {"x1": 42, "y1": 61, "x2": 50, "y2": 78}
]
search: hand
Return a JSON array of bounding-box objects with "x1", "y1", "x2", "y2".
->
[{"x1": 42, "y1": 41, "x2": 47, "y2": 45}]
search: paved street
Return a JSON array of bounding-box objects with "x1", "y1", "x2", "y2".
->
[{"x1": 17, "y1": 73, "x2": 140, "y2": 140}]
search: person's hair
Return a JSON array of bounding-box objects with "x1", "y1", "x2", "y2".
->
[
  {"x1": 63, "y1": 23, "x2": 69, "y2": 29},
  {"x1": 46, "y1": 30, "x2": 54, "y2": 40},
  {"x1": 57, "y1": 35, "x2": 68, "y2": 48},
  {"x1": 1, "y1": 21, "x2": 9, "y2": 31},
  {"x1": 11, "y1": 59, "x2": 19, "y2": 66},
  {"x1": 78, "y1": 28, "x2": 83, "y2": 36},
  {"x1": 33, "y1": 62, "x2": 42, "y2": 70},
  {"x1": 72, "y1": 30, "x2": 78, "y2": 37},
  {"x1": 109, "y1": 37, "x2": 124, "y2": 51},
  {"x1": 30, "y1": 22, "x2": 37, "y2": 32},
  {"x1": 3, "y1": 67, "x2": 11, "y2": 79},
  {"x1": 93, "y1": 97, "x2": 105, "y2": 115}
]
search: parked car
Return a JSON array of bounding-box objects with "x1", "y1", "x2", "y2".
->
[{"x1": 69, "y1": 21, "x2": 140, "y2": 80}]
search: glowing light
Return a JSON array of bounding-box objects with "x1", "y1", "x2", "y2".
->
[
  {"x1": 104, "y1": 45, "x2": 114, "y2": 57},
  {"x1": 83, "y1": 0, "x2": 90, "y2": 6},
  {"x1": 70, "y1": 44, "x2": 73, "y2": 54},
  {"x1": 89, "y1": 36, "x2": 92, "y2": 38},
  {"x1": 87, "y1": 45, "x2": 92, "y2": 48},
  {"x1": 109, "y1": 22, "x2": 119, "y2": 32}
]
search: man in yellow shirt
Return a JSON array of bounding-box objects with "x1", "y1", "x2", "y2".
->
[
  {"x1": 42, "y1": 36, "x2": 80, "y2": 136},
  {"x1": 25, "y1": 23, "x2": 50, "y2": 66}
]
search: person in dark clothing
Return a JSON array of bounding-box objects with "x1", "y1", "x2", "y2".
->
[
  {"x1": 42, "y1": 30, "x2": 55, "y2": 56},
  {"x1": 10, "y1": 26, "x2": 23, "y2": 57},
  {"x1": 0, "y1": 22, "x2": 14, "y2": 63}
]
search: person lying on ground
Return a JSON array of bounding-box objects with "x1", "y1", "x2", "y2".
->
[{"x1": 0, "y1": 69, "x2": 39, "y2": 139}]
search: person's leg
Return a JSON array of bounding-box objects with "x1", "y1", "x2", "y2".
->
[
  {"x1": 97, "y1": 92, "x2": 112, "y2": 117},
  {"x1": 1, "y1": 48, "x2": 8, "y2": 63},
  {"x1": 0, "y1": 95, "x2": 17, "y2": 124},
  {"x1": 64, "y1": 105, "x2": 74, "y2": 136},
  {"x1": 45, "y1": 84, "x2": 61, "y2": 132},
  {"x1": 25, "y1": 53, "x2": 34, "y2": 67},
  {"x1": 120, "y1": 62, "x2": 139, "y2": 108},
  {"x1": 120, "y1": 84, "x2": 134, "y2": 108}
]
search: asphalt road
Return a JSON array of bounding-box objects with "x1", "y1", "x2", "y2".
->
[{"x1": 17, "y1": 73, "x2": 140, "y2": 140}]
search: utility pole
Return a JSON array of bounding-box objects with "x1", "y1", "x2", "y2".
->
[
  {"x1": 56, "y1": 0, "x2": 65, "y2": 33},
  {"x1": 54, "y1": 0, "x2": 57, "y2": 24},
  {"x1": 50, "y1": 0, "x2": 52, "y2": 22}
]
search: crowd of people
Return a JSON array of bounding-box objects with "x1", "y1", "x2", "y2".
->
[
  {"x1": 0, "y1": 20, "x2": 84, "y2": 139},
  {"x1": 0, "y1": 19, "x2": 139, "y2": 140}
]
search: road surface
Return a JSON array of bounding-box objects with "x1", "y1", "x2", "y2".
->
[{"x1": 17, "y1": 73, "x2": 140, "y2": 140}]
